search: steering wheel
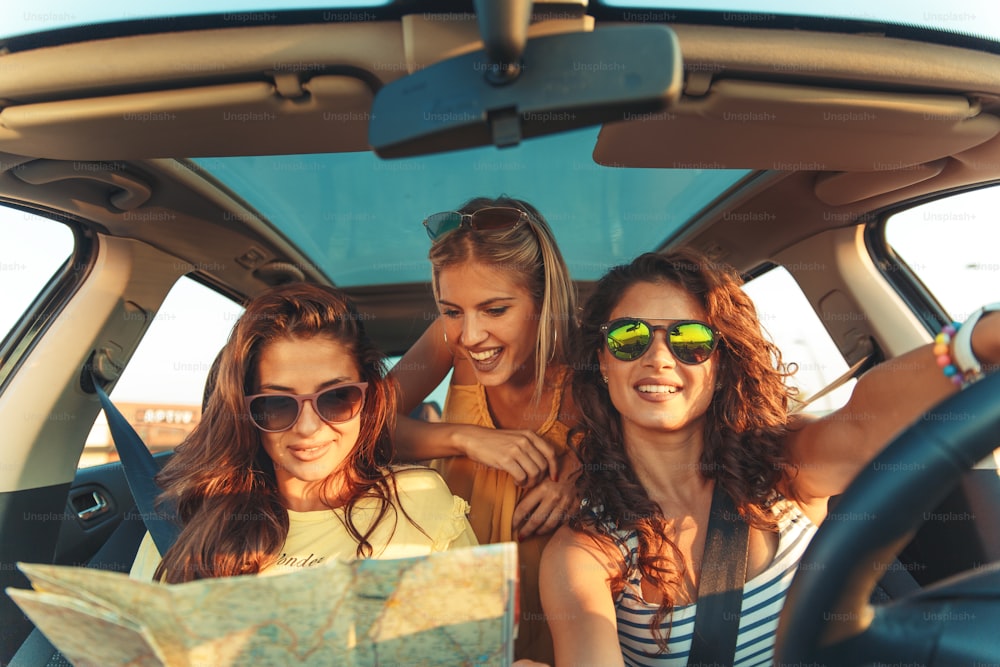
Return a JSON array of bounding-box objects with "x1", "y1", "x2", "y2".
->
[{"x1": 774, "y1": 371, "x2": 1000, "y2": 665}]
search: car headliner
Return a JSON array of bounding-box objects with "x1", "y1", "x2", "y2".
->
[
  {"x1": 2, "y1": 3, "x2": 1000, "y2": 357},
  {"x1": 7, "y1": 6, "x2": 992, "y2": 288}
]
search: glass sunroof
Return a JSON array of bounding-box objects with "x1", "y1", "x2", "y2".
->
[{"x1": 195, "y1": 128, "x2": 750, "y2": 286}]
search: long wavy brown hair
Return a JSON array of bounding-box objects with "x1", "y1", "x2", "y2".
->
[
  {"x1": 154, "y1": 283, "x2": 402, "y2": 583},
  {"x1": 428, "y1": 196, "x2": 577, "y2": 402},
  {"x1": 570, "y1": 249, "x2": 795, "y2": 652}
]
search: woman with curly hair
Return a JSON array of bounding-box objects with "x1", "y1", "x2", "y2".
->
[
  {"x1": 539, "y1": 250, "x2": 1000, "y2": 666},
  {"x1": 130, "y1": 282, "x2": 476, "y2": 583}
]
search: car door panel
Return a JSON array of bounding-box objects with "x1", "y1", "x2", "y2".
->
[
  {"x1": 0, "y1": 483, "x2": 70, "y2": 663},
  {"x1": 54, "y1": 463, "x2": 136, "y2": 569}
]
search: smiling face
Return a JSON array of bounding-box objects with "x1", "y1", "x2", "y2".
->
[
  {"x1": 253, "y1": 334, "x2": 363, "y2": 511},
  {"x1": 436, "y1": 261, "x2": 541, "y2": 388},
  {"x1": 599, "y1": 280, "x2": 719, "y2": 445}
]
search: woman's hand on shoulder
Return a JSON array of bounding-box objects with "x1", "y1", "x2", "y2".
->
[
  {"x1": 458, "y1": 426, "x2": 558, "y2": 487},
  {"x1": 513, "y1": 452, "x2": 582, "y2": 539}
]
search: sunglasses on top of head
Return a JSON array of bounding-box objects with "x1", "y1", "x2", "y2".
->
[
  {"x1": 423, "y1": 206, "x2": 529, "y2": 240},
  {"x1": 600, "y1": 318, "x2": 719, "y2": 364},
  {"x1": 244, "y1": 382, "x2": 368, "y2": 433}
]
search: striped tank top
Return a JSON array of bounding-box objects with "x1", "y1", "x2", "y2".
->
[{"x1": 613, "y1": 502, "x2": 817, "y2": 666}]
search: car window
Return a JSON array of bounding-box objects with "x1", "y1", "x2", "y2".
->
[
  {"x1": 885, "y1": 185, "x2": 1000, "y2": 471},
  {"x1": 0, "y1": 207, "x2": 75, "y2": 346},
  {"x1": 81, "y1": 277, "x2": 244, "y2": 468},
  {"x1": 885, "y1": 185, "x2": 1000, "y2": 321},
  {"x1": 742, "y1": 266, "x2": 855, "y2": 414}
]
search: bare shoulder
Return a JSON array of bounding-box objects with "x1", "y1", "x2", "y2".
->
[
  {"x1": 553, "y1": 364, "x2": 581, "y2": 424},
  {"x1": 541, "y1": 525, "x2": 626, "y2": 667},
  {"x1": 450, "y1": 351, "x2": 477, "y2": 384},
  {"x1": 542, "y1": 524, "x2": 619, "y2": 585}
]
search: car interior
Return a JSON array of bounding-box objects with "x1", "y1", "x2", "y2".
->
[{"x1": 1, "y1": 1, "x2": 999, "y2": 664}]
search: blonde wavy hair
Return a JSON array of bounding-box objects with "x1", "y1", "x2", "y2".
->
[{"x1": 428, "y1": 196, "x2": 577, "y2": 401}]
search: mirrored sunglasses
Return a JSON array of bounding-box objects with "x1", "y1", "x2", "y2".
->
[
  {"x1": 601, "y1": 318, "x2": 718, "y2": 364},
  {"x1": 423, "y1": 206, "x2": 528, "y2": 240}
]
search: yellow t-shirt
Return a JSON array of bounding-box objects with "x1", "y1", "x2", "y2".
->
[{"x1": 129, "y1": 466, "x2": 477, "y2": 581}]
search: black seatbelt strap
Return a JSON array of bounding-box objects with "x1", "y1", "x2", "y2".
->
[
  {"x1": 687, "y1": 483, "x2": 750, "y2": 666},
  {"x1": 90, "y1": 370, "x2": 179, "y2": 555}
]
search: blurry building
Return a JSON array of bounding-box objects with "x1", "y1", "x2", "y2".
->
[{"x1": 82, "y1": 402, "x2": 201, "y2": 467}]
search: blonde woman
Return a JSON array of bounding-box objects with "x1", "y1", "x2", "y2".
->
[{"x1": 392, "y1": 196, "x2": 580, "y2": 663}]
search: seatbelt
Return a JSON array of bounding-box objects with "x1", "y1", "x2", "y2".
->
[
  {"x1": 790, "y1": 348, "x2": 877, "y2": 414},
  {"x1": 687, "y1": 483, "x2": 750, "y2": 667},
  {"x1": 90, "y1": 370, "x2": 180, "y2": 555}
]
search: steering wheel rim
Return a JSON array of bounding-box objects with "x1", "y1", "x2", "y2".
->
[{"x1": 774, "y1": 371, "x2": 1000, "y2": 665}]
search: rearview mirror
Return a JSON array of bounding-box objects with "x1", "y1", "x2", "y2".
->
[{"x1": 369, "y1": 25, "x2": 682, "y2": 158}]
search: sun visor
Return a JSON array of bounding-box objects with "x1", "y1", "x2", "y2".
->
[
  {"x1": 594, "y1": 80, "x2": 1000, "y2": 172},
  {"x1": 0, "y1": 76, "x2": 373, "y2": 160}
]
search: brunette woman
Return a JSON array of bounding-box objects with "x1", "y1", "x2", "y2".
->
[
  {"x1": 130, "y1": 282, "x2": 476, "y2": 582},
  {"x1": 541, "y1": 250, "x2": 1000, "y2": 666}
]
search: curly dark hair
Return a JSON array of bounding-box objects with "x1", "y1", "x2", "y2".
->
[{"x1": 569, "y1": 249, "x2": 796, "y2": 652}]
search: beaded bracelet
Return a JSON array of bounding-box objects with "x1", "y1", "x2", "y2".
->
[{"x1": 934, "y1": 322, "x2": 969, "y2": 388}]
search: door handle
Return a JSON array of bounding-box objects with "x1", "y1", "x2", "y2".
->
[{"x1": 75, "y1": 490, "x2": 109, "y2": 520}]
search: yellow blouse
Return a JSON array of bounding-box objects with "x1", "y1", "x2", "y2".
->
[
  {"x1": 436, "y1": 367, "x2": 572, "y2": 544},
  {"x1": 435, "y1": 366, "x2": 572, "y2": 664}
]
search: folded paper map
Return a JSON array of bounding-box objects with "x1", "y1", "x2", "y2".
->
[{"x1": 7, "y1": 543, "x2": 517, "y2": 667}]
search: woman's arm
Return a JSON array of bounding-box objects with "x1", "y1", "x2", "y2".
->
[
  {"x1": 390, "y1": 318, "x2": 454, "y2": 416},
  {"x1": 390, "y1": 318, "x2": 559, "y2": 485},
  {"x1": 395, "y1": 416, "x2": 558, "y2": 486},
  {"x1": 540, "y1": 526, "x2": 625, "y2": 667},
  {"x1": 786, "y1": 310, "x2": 1000, "y2": 505},
  {"x1": 513, "y1": 450, "x2": 582, "y2": 539}
]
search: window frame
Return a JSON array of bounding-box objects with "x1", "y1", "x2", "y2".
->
[
  {"x1": 866, "y1": 180, "x2": 1000, "y2": 335},
  {"x1": 0, "y1": 204, "x2": 94, "y2": 394}
]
